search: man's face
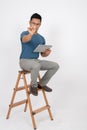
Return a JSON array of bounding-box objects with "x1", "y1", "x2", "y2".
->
[{"x1": 29, "y1": 18, "x2": 41, "y2": 33}]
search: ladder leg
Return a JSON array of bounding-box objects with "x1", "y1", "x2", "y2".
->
[
  {"x1": 24, "y1": 82, "x2": 31, "y2": 112},
  {"x1": 24, "y1": 100, "x2": 28, "y2": 112},
  {"x1": 42, "y1": 90, "x2": 53, "y2": 120},
  {"x1": 6, "y1": 72, "x2": 21, "y2": 119},
  {"x1": 22, "y1": 73, "x2": 37, "y2": 129}
]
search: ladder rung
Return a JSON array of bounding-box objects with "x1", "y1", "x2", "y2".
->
[
  {"x1": 10, "y1": 99, "x2": 27, "y2": 108},
  {"x1": 15, "y1": 85, "x2": 29, "y2": 91},
  {"x1": 32, "y1": 105, "x2": 50, "y2": 115},
  {"x1": 15, "y1": 86, "x2": 25, "y2": 91},
  {"x1": 15, "y1": 86, "x2": 43, "y2": 92}
]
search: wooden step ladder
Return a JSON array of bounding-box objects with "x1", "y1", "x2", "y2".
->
[{"x1": 6, "y1": 70, "x2": 53, "y2": 129}]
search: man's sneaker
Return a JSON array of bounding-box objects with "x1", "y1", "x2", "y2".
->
[
  {"x1": 38, "y1": 84, "x2": 52, "y2": 92},
  {"x1": 30, "y1": 86, "x2": 38, "y2": 96}
]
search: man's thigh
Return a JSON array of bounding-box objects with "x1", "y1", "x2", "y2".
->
[
  {"x1": 38, "y1": 60, "x2": 57, "y2": 70},
  {"x1": 20, "y1": 59, "x2": 40, "y2": 70}
]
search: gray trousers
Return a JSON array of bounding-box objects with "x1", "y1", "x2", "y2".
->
[{"x1": 19, "y1": 59, "x2": 59, "y2": 88}]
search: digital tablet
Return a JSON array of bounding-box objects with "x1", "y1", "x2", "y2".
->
[{"x1": 34, "y1": 44, "x2": 52, "y2": 52}]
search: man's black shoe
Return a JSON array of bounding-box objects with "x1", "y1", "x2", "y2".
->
[
  {"x1": 30, "y1": 86, "x2": 38, "y2": 96},
  {"x1": 38, "y1": 84, "x2": 52, "y2": 92}
]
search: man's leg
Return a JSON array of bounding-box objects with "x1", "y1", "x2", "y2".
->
[
  {"x1": 38, "y1": 60, "x2": 59, "y2": 87},
  {"x1": 19, "y1": 59, "x2": 41, "y2": 96}
]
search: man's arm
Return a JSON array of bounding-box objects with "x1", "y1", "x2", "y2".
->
[
  {"x1": 41, "y1": 49, "x2": 51, "y2": 57},
  {"x1": 22, "y1": 27, "x2": 36, "y2": 43},
  {"x1": 22, "y1": 33, "x2": 33, "y2": 43}
]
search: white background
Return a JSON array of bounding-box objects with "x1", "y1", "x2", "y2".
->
[{"x1": 0, "y1": 0, "x2": 87, "y2": 130}]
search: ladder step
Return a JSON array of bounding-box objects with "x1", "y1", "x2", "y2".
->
[
  {"x1": 10, "y1": 99, "x2": 27, "y2": 108},
  {"x1": 15, "y1": 85, "x2": 29, "y2": 91},
  {"x1": 15, "y1": 86, "x2": 25, "y2": 91},
  {"x1": 32, "y1": 105, "x2": 50, "y2": 115}
]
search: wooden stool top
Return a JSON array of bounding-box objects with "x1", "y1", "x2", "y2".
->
[{"x1": 18, "y1": 70, "x2": 31, "y2": 74}]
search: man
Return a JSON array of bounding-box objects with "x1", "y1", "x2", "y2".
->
[{"x1": 19, "y1": 13, "x2": 59, "y2": 96}]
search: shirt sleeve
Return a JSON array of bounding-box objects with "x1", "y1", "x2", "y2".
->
[
  {"x1": 42, "y1": 36, "x2": 46, "y2": 45},
  {"x1": 20, "y1": 31, "x2": 29, "y2": 42}
]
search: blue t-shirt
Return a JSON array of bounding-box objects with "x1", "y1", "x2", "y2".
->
[{"x1": 20, "y1": 31, "x2": 45, "y2": 59}]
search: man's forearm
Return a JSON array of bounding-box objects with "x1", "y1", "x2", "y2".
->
[{"x1": 22, "y1": 33, "x2": 33, "y2": 43}]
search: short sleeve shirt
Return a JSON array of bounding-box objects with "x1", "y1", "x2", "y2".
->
[{"x1": 20, "y1": 31, "x2": 45, "y2": 59}]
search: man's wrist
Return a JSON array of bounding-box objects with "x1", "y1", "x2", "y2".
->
[{"x1": 29, "y1": 33, "x2": 33, "y2": 37}]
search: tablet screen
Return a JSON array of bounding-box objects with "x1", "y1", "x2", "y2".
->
[{"x1": 34, "y1": 44, "x2": 52, "y2": 52}]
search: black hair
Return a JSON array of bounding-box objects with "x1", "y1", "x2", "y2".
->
[{"x1": 30, "y1": 13, "x2": 42, "y2": 22}]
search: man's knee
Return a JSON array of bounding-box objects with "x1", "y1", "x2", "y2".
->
[{"x1": 54, "y1": 62, "x2": 59, "y2": 71}]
